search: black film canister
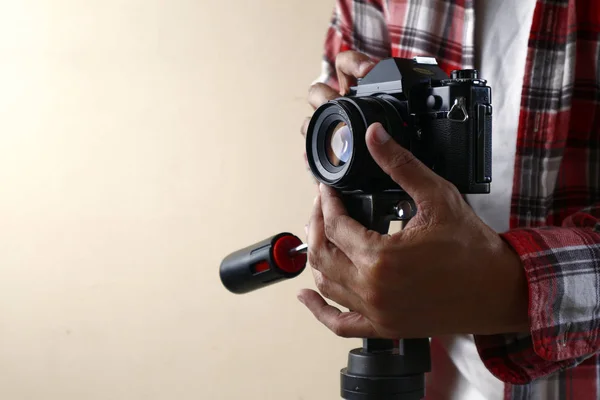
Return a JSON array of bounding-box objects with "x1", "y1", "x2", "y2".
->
[{"x1": 219, "y1": 232, "x2": 307, "y2": 294}]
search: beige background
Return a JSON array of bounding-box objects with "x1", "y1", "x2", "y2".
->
[{"x1": 0, "y1": 1, "x2": 363, "y2": 399}]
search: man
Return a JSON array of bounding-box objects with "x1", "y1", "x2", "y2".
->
[{"x1": 297, "y1": 0, "x2": 600, "y2": 399}]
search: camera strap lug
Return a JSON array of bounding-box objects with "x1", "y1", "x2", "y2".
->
[{"x1": 447, "y1": 97, "x2": 469, "y2": 122}]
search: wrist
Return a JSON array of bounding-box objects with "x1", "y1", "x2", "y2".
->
[{"x1": 486, "y1": 237, "x2": 530, "y2": 334}]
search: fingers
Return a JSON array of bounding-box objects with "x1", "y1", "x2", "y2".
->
[
  {"x1": 318, "y1": 184, "x2": 381, "y2": 264},
  {"x1": 308, "y1": 83, "x2": 339, "y2": 109},
  {"x1": 300, "y1": 116, "x2": 312, "y2": 175},
  {"x1": 307, "y1": 194, "x2": 326, "y2": 250},
  {"x1": 300, "y1": 116, "x2": 311, "y2": 138},
  {"x1": 335, "y1": 51, "x2": 376, "y2": 95},
  {"x1": 311, "y1": 269, "x2": 365, "y2": 313},
  {"x1": 307, "y1": 195, "x2": 359, "y2": 288},
  {"x1": 297, "y1": 289, "x2": 378, "y2": 338},
  {"x1": 307, "y1": 52, "x2": 375, "y2": 109},
  {"x1": 365, "y1": 123, "x2": 449, "y2": 205}
]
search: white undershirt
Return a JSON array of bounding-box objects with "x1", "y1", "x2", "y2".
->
[
  {"x1": 426, "y1": 1, "x2": 537, "y2": 399},
  {"x1": 466, "y1": 0, "x2": 536, "y2": 234}
]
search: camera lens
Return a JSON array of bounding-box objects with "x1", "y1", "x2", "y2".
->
[
  {"x1": 306, "y1": 95, "x2": 408, "y2": 192},
  {"x1": 325, "y1": 122, "x2": 353, "y2": 167}
]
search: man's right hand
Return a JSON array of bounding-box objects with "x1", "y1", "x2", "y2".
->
[{"x1": 301, "y1": 51, "x2": 377, "y2": 171}]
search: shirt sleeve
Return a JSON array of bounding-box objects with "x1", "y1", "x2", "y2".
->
[
  {"x1": 313, "y1": 0, "x2": 392, "y2": 91},
  {"x1": 474, "y1": 205, "x2": 600, "y2": 384}
]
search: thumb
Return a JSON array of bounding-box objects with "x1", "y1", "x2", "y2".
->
[{"x1": 365, "y1": 122, "x2": 443, "y2": 204}]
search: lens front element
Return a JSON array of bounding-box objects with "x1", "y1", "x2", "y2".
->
[{"x1": 326, "y1": 122, "x2": 353, "y2": 167}]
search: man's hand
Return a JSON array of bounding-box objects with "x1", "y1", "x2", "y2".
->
[
  {"x1": 298, "y1": 122, "x2": 530, "y2": 339},
  {"x1": 301, "y1": 51, "x2": 376, "y2": 169}
]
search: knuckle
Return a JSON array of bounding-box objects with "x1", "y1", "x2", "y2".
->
[
  {"x1": 308, "y1": 250, "x2": 325, "y2": 271},
  {"x1": 307, "y1": 83, "x2": 322, "y2": 100},
  {"x1": 308, "y1": 82, "x2": 328, "y2": 96},
  {"x1": 315, "y1": 278, "x2": 330, "y2": 298},
  {"x1": 307, "y1": 249, "x2": 323, "y2": 270},
  {"x1": 336, "y1": 50, "x2": 365, "y2": 65},
  {"x1": 308, "y1": 83, "x2": 337, "y2": 106},
  {"x1": 335, "y1": 50, "x2": 351, "y2": 64},
  {"x1": 323, "y1": 216, "x2": 342, "y2": 239}
]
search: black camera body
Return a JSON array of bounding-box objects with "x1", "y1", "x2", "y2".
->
[{"x1": 306, "y1": 57, "x2": 492, "y2": 194}]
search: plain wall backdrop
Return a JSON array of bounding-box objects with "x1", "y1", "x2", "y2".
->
[{"x1": 0, "y1": 1, "x2": 362, "y2": 399}]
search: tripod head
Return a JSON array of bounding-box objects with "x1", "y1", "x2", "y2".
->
[{"x1": 219, "y1": 191, "x2": 431, "y2": 399}]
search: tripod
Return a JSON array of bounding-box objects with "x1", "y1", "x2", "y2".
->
[{"x1": 338, "y1": 192, "x2": 431, "y2": 400}]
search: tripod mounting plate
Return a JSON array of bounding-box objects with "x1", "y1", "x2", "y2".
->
[{"x1": 340, "y1": 192, "x2": 416, "y2": 234}]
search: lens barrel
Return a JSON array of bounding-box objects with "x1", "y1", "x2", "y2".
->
[{"x1": 306, "y1": 95, "x2": 408, "y2": 192}]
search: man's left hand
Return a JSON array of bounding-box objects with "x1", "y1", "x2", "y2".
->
[{"x1": 298, "y1": 122, "x2": 530, "y2": 339}]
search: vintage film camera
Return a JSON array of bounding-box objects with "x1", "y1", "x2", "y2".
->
[
  {"x1": 220, "y1": 57, "x2": 492, "y2": 400},
  {"x1": 307, "y1": 56, "x2": 492, "y2": 195}
]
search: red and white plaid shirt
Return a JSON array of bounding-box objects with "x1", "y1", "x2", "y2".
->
[{"x1": 315, "y1": 1, "x2": 600, "y2": 399}]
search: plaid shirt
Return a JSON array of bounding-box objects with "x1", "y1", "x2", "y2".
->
[{"x1": 315, "y1": 1, "x2": 600, "y2": 399}]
